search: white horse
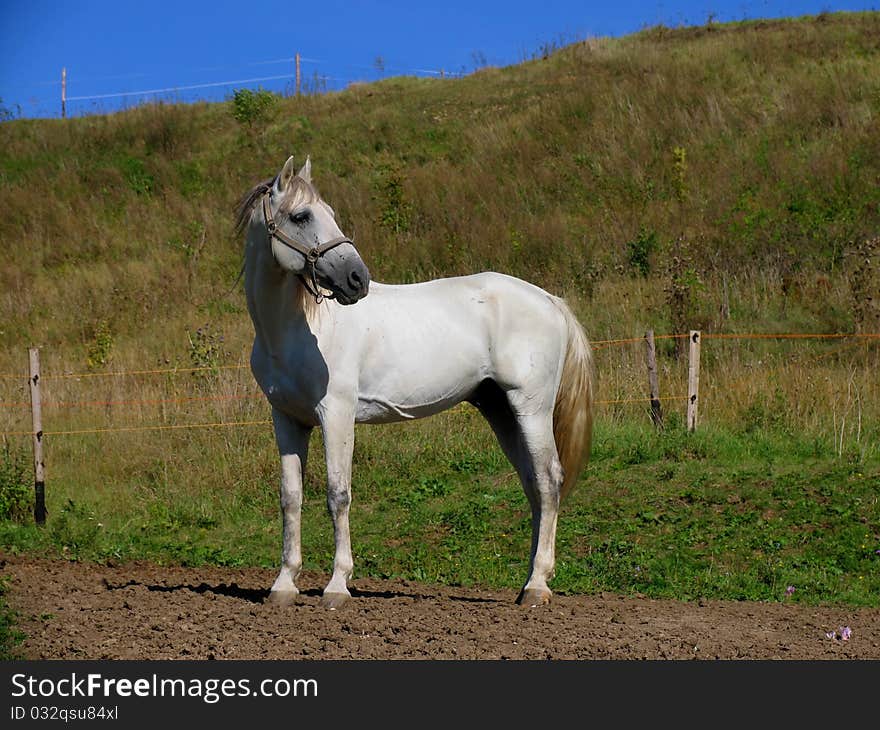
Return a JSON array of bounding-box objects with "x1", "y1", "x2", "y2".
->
[{"x1": 237, "y1": 155, "x2": 595, "y2": 609}]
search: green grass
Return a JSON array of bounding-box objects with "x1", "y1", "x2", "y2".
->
[{"x1": 1, "y1": 411, "x2": 877, "y2": 606}]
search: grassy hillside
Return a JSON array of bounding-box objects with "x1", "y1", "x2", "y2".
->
[
  {"x1": 1, "y1": 12, "x2": 879, "y2": 356},
  {"x1": 1, "y1": 12, "x2": 878, "y2": 606}
]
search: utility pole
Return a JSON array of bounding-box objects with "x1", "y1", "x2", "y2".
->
[
  {"x1": 295, "y1": 53, "x2": 301, "y2": 95},
  {"x1": 61, "y1": 67, "x2": 67, "y2": 118}
]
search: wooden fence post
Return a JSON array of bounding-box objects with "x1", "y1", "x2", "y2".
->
[
  {"x1": 644, "y1": 329, "x2": 663, "y2": 428},
  {"x1": 28, "y1": 347, "x2": 47, "y2": 525},
  {"x1": 687, "y1": 330, "x2": 701, "y2": 432}
]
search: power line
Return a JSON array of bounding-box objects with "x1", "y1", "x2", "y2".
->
[
  {"x1": 66, "y1": 74, "x2": 294, "y2": 102},
  {"x1": 64, "y1": 66, "x2": 456, "y2": 104},
  {"x1": 19, "y1": 55, "x2": 441, "y2": 94}
]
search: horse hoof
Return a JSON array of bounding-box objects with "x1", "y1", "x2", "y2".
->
[
  {"x1": 320, "y1": 592, "x2": 350, "y2": 610},
  {"x1": 516, "y1": 588, "x2": 551, "y2": 607},
  {"x1": 265, "y1": 590, "x2": 299, "y2": 608}
]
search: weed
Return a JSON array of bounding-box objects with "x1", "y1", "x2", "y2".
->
[
  {"x1": 373, "y1": 162, "x2": 412, "y2": 234},
  {"x1": 0, "y1": 444, "x2": 30, "y2": 522},
  {"x1": 671, "y1": 146, "x2": 687, "y2": 201},
  {"x1": 118, "y1": 156, "x2": 154, "y2": 195},
  {"x1": 86, "y1": 319, "x2": 114, "y2": 370},
  {"x1": 626, "y1": 228, "x2": 657, "y2": 277},
  {"x1": 50, "y1": 500, "x2": 102, "y2": 560},
  {"x1": 177, "y1": 161, "x2": 205, "y2": 198},
  {"x1": 396, "y1": 476, "x2": 452, "y2": 508},
  {"x1": 187, "y1": 323, "x2": 224, "y2": 375}
]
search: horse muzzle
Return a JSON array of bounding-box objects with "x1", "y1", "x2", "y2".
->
[{"x1": 317, "y1": 256, "x2": 371, "y2": 305}]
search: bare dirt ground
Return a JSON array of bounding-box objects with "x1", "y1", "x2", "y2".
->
[{"x1": 3, "y1": 554, "x2": 878, "y2": 660}]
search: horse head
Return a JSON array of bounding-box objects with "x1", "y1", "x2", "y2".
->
[{"x1": 264, "y1": 155, "x2": 370, "y2": 305}]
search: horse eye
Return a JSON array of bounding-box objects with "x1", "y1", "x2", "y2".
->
[{"x1": 290, "y1": 210, "x2": 311, "y2": 225}]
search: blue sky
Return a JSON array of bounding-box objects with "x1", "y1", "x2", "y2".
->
[{"x1": 1, "y1": 1, "x2": 876, "y2": 118}]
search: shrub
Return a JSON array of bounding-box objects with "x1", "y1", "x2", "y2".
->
[
  {"x1": 626, "y1": 228, "x2": 658, "y2": 277},
  {"x1": 230, "y1": 87, "x2": 278, "y2": 128}
]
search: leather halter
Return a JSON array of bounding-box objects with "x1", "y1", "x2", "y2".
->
[{"x1": 261, "y1": 193, "x2": 353, "y2": 302}]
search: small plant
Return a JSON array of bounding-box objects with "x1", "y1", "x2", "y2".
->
[
  {"x1": 396, "y1": 476, "x2": 451, "y2": 508},
  {"x1": 0, "y1": 444, "x2": 30, "y2": 522},
  {"x1": 374, "y1": 162, "x2": 412, "y2": 234},
  {"x1": 118, "y1": 156, "x2": 154, "y2": 195},
  {"x1": 672, "y1": 146, "x2": 687, "y2": 201},
  {"x1": 166, "y1": 220, "x2": 206, "y2": 263},
  {"x1": 626, "y1": 228, "x2": 658, "y2": 277},
  {"x1": 176, "y1": 161, "x2": 205, "y2": 198},
  {"x1": 86, "y1": 319, "x2": 114, "y2": 370},
  {"x1": 187, "y1": 323, "x2": 224, "y2": 376},
  {"x1": 50, "y1": 500, "x2": 102, "y2": 560},
  {"x1": 230, "y1": 87, "x2": 278, "y2": 129}
]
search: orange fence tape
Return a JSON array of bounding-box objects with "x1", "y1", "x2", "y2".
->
[
  {"x1": 1, "y1": 419, "x2": 273, "y2": 437},
  {"x1": 2, "y1": 392, "x2": 263, "y2": 410},
  {"x1": 2, "y1": 331, "x2": 877, "y2": 436}
]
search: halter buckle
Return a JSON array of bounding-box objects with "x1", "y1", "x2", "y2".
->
[
  {"x1": 306, "y1": 248, "x2": 321, "y2": 264},
  {"x1": 266, "y1": 219, "x2": 277, "y2": 234}
]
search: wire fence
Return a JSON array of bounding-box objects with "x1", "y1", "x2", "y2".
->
[{"x1": 1, "y1": 331, "x2": 878, "y2": 439}]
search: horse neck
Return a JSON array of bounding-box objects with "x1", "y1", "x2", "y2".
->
[{"x1": 244, "y1": 224, "x2": 314, "y2": 352}]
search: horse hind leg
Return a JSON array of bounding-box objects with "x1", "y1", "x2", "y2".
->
[
  {"x1": 512, "y1": 405, "x2": 564, "y2": 607},
  {"x1": 470, "y1": 381, "x2": 563, "y2": 607}
]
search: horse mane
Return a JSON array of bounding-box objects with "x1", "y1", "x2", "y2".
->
[
  {"x1": 234, "y1": 177, "x2": 273, "y2": 237},
  {"x1": 234, "y1": 175, "x2": 325, "y2": 321}
]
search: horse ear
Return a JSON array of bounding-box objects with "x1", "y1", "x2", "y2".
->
[
  {"x1": 297, "y1": 155, "x2": 312, "y2": 184},
  {"x1": 274, "y1": 156, "x2": 296, "y2": 194}
]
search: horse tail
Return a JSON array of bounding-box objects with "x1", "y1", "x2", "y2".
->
[{"x1": 551, "y1": 297, "x2": 595, "y2": 502}]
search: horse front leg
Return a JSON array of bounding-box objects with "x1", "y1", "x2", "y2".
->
[
  {"x1": 266, "y1": 408, "x2": 311, "y2": 607},
  {"x1": 319, "y1": 404, "x2": 356, "y2": 609}
]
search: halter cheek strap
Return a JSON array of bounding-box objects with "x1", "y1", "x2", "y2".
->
[{"x1": 261, "y1": 193, "x2": 353, "y2": 302}]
